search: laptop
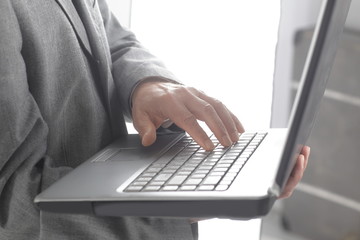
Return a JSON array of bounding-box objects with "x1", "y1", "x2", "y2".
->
[{"x1": 35, "y1": 0, "x2": 352, "y2": 219}]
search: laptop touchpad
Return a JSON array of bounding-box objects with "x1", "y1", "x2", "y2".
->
[{"x1": 109, "y1": 149, "x2": 157, "y2": 162}]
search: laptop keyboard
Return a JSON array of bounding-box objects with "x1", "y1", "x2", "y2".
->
[{"x1": 125, "y1": 132, "x2": 267, "y2": 192}]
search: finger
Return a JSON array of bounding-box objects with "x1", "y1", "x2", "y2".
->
[
  {"x1": 291, "y1": 154, "x2": 305, "y2": 178},
  {"x1": 132, "y1": 111, "x2": 158, "y2": 147},
  {"x1": 279, "y1": 190, "x2": 293, "y2": 199},
  {"x1": 182, "y1": 95, "x2": 233, "y2": 147},
  {"x1": 195, "y1": 91, "x2": 241, "y2": 142},
  {"x1": 302, "y1": 146, "x2": 311, "y2": 169},
  {"x1": 168, "y1": 103, "x2": 215, "y2": 151},
  {"x1": 229, "y1": 110, "x2": 245, "y2": 133},
  {"x1": 279, "y1": 155, "x2": 305, "y2": 199}
]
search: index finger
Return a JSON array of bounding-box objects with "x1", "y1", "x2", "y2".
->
[{"x1": 167, "y1": 103, "x2": 215, "y2": 151}]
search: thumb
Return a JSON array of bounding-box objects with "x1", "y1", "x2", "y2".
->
[{"x1": 133, "y1": 113, "x2": 157, "y2": 147}]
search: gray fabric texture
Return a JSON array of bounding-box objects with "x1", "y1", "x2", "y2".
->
[{"x1": 0, "y1": 0, "x2": 194, "y2": 239}]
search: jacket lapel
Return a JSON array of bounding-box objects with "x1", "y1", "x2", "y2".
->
[
  {"x1": 54, "y1": 0, "x2": 93, "y2": 57},
  {"x1": 72, "y1": 0, "x2": 128, "y2": 138}
]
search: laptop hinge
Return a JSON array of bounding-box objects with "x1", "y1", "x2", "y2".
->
[{"x1": 268, "y1": 183, "x2": 281, "y2": 197}]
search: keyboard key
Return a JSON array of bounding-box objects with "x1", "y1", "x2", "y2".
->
[
  {"x1": 162, "y1": 186, "x2": 179, "y2": 191},
  {"x1": 173, "y1": 156, "x2": 192, "y2": 161},
  {"x1": 143, "y1": 186, "x2": 161, "y2": 191},
  {"x1": 153, "y1": 173, "x2": 172, "y2": 182},
  {"x1": 201, "y1": 161, "x2": 217, "y2": 166},
  {"x1": 167, "y1": 175, "x2": 188, "y2": 185},
  {"x1": 197, "y1": 165, "x2": 213, "y2": 171},
  {"x1": 235, "y1": 157, "x2": 248, "y2": 163},
  {"x1": 222, "y1": 160, "x2": 236, "y2": 165},
  {"x1": 220, "y1": 180, "x2": 233, "y2": 185},
  {"x1": 202, "y1": 176, "x2": 222, "y2": 185},
  {"x1": 216, "y1": 185, "x2": 229, "y2": 191},
  {"x1": 203, "y1": 158, "x2": 219, "y2": 163},
  {"x1": 240, "y1": 153, "x2": 251, "y2": 158},
  {"x1": 191, "y1": 173, "x2": 207, "y2": 179},
  {"x1": 218, "y1": 159, "x2": 235, "y2": 164},
  {"x1": 225, "y1": 172, "x2": 237, "y2": 178},
  {"x1": 207, "y1": 152, "x2": 225, "y2": 158},
  {"x1": 198, "y1": 185, "x2": 215, "y2": 191},
  {"x1": 177, "y1": 170, "x2": 192, "y2": 175},
  {"x1": 131, "y1": 181, "x2": 148, "y2": 186},
  {"x1": 145, "y1": 167, "x2": 162, "y2": 173},
  {"x1": 126, "y1": 186, "x2": 143, "y2": 192},
  {"x1": 221, "y1": 156, "x2": 237, "y2": 161},
  {"x1": 232, "y1": 162, "x2": 245, "y2": 168},
  {"x1": 180, "y1": 185, "x2": 197, "y2": 191},
  {"x1": 142, "y1": 172, "x2": 157, "y2": 177},
  {"x1": 137, "y1": 177, "x2": 152, "y2": 182},
  {"x1": 209, "y1": 171, "x2": 225, "y2": 176},
  {"x1": 151, "y1": 163, "x2": 167, "y2": 168},
  {"x1": 243, "y1": 149, "x2": 254, "y2": 154},
  {"x1": 212, "y1": 167, "x2": 228, "y2": 172},
  {"x1": 216, "y1": 163, "x2": 231, "y2": 168},
  {"x1": 187, "y1": 161, "x2": 202, "y2": 166},
  {"x1": 184, "y1": 178, "x2": 203, "y2": 185},
  {"x1": 223, "y1": 175, "x2": 236, "y2": 182},
  {"x1": 228, "y1": 167, "x2": 241, "y2": 173},
  {"x1": 148, "y1": 181, "x2": 165, "y2": 186},
  {"x1": 161, "y1": 169, "x2": 177, "y2": 174},
  {"x1": 164, "y1": 165, "x2": 182, "y2": 171},
  {"x1": 193, "y1": 169, "x2": 211, "y2": 175},
  {"x1": 180, "y1": 166, "x2": 197, "y2": 171}
]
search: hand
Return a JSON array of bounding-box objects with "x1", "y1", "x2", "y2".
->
[
  {"x1": 131, "y1": 80, "x2": 245, "y2": 150},
  {"x1": 278, "y1": 146, "x2": 310, "y2": 199}
]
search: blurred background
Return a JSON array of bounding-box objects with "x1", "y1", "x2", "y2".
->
[{"x1": 107, "y1": 0, "x2": 360, "y2": 239}]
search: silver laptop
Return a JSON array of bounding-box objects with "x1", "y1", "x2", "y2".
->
[{"x1": 35, "y1": 0, "x2": 351, "y2": 219}]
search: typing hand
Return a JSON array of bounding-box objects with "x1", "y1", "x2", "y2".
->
[
  {"x1": 131, "y1": 79, "x2": 245, "y2": 150},
  {"x1": 132, "y1": 79, "x2": 310, "y2": 199},
  {"x1": 279, "y1": 146, "x2": 310, "y2": 199}
]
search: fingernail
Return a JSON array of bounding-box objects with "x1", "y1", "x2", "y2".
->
[
  {"x1": 205, "y1": 139, "x2": 215, "y2": 150},
  {"x1": 230, "y1": 131, "x2": 239, "y2": 142},
  {"x1": 141, "y1": 134, "x2": 147, "y2": 146},
  {"x1": 222, "y1": 135, "x2": 232, "y2": 146},
  {"x1": 141, "y1": 131, "x2": 152, "y2": 146},
  {"x1": 301, "y1": 156, "x2": 306, "y2": 169}
]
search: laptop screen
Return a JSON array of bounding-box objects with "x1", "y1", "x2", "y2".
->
[{"x1": 276, "y1": 0, "x2": 352, "y2": 190}]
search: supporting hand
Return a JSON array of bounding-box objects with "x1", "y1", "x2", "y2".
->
[{"x1": 279, "y1": 146, "x2": 310, "y2": 199}]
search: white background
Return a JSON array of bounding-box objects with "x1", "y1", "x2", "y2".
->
[{"x1": 108, "y1": 0, "x2": 280, "y2": 130}]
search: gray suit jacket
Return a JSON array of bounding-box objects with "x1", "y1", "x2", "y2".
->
[{"x1": 0, "y1": 0, "x2": 194, "y2": 239}]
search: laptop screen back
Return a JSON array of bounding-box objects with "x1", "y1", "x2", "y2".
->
[{"x1": 275, "y1": 0, "x2": 352, "y2": 190}]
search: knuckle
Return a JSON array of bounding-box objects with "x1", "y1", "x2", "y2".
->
[
  {"x1": 213, "y1": 99, "x2": 224, "y2": 108},
  {"x1": 182, "y1": 114, "x2": 197, "y2": 127},
  {"x1": 171, "y1": 86, "x2": 191, "y2": 99},
  {"x1": 160, "y1": 91, "x2": 177, "y2": 105},
  {"x1": 177, "y1": 85, "x2": 189, "y2": 92},
  {"x1": 185, "y1": 86, "x2": 196, "y2": 93},
  {"x1": 203, "y1": 103, "x2": 216, "y2": 115}
]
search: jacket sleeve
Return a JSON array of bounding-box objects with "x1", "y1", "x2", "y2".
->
[
  {"x1": 0, "y1": 0, "x2": 49, "y2": 200},
  {"x1": 97, "y1": 0, "x2": 178, "y2": 119}
]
